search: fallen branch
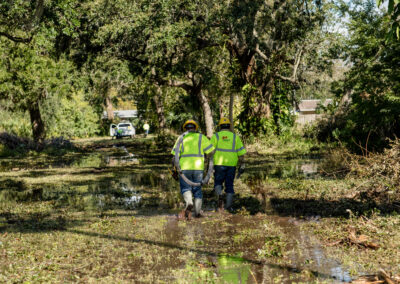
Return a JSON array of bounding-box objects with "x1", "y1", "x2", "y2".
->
[
  {"x1": 378, "y1": 269, "x2": 396, "y2": 284},
  {"x1": 326, "y1": 228, "x2": 380, "y2": 250},
  {"x1": 348, "y1": 228, "x2": 380, "y2": 249}
]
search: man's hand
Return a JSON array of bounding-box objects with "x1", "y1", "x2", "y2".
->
[
  {"x1": 171, "y1": 167, "x2": 179, "y2": 181},
  {"x1": 237, "y1": 163, "x2": 245, "y2": 178}
]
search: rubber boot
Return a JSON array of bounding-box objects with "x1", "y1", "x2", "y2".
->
[
  {"x1": 215, "y1": 185, "x2": 223, "y2": 212},
  {"x1": 178, "y1": 191, "x2": 193, "y2": 220},
  {"x1": 194, "y1": 198, "x2": 202, "y2": 217},
  {"x1": 225, "y1": 193, "x2": 234, "y2": 212}
]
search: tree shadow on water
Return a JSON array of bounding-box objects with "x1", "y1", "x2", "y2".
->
[
  {"x1": 233, "y1": 195, "x2": 265, "y2": 215},
  {"x1": 270, "y1": 197, "x2": 400, "y2": 217},
  {"x1": 67, "y1": 228, "x2": 341, "y2": 282}
]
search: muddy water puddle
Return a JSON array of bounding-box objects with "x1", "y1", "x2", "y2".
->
[
  {"x1": 248, "y1": 156, "x2": 324, "y2": 181},
  {"x1": 159, "y1": 213, "x2": 351, "y2": 283},
  {"x1": 0, "y1": 147, "x2": 139, "y2": 171},
  {"x1": 275, "y1": 217, "x2": 351, "y2": 282},
  {"x1": 46, "y1": 175, "x2": 160, "y2": 210}
]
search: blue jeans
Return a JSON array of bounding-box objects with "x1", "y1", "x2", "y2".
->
[
  {"x1": 214, "y1": 166, "x2": 236, "y2": 194},
  {"x1": 179, "y1": 170, "x2": 203, "y2": 199}
]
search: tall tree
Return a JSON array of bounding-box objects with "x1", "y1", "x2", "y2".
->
[
  {"x1": 319, "y1": 0, "x2": 400, "y2": 152},
  {"x1": 0, "y1": 0, "x2": 80, "y2": 141},
  {"x1": 217, "y1": 0, "x2": 327, "y2": 135},
  {"x1": 0, "y1": 41, "x2": 74, "y2": 141},
  {"x1": 377, "y1": 0, "x2": 400, "y2": 38}
]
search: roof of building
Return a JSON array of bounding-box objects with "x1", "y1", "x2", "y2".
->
[
  {"x1": 298, "y1": 99, "x2": 333, "y2": 112},
  {"x1": 102, "y1": 110, "x2": 138, "y2": 119}
]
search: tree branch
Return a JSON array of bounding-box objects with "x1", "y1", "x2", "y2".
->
[
  {"x1": 255, "y1": 45, "x2": 268, "y2": 61},
  {"x1": 276, "y1": 47, "x2": 303, "y2": 84},
  {"x1": 276, "y1": 74, "x2": 297, "y2": 83},
  {"x1": 168, "y1": 79, "x2": 192, "y2": 92},
  {"x1": 292, "y1": 48, "x2": 303, "y2": 80},
  {"x1": 0, "y1": 32, "x2": 32, "y2": 43}
]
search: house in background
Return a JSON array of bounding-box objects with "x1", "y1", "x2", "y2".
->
[
  {"x1": 102, "y1": 110, "x2": 138, "y2": 120},
  {"x1": 296, "y1": 99, "x2": 333, "y2": 125}
]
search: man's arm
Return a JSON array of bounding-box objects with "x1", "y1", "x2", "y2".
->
[{"x1": 171, "y1": 156, "x2": 175, "y2": 167}]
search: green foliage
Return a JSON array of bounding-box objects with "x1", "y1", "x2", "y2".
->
[
  {"x1": 0, "y1": 0, "x2": 82, "y2": 140},
  {"x1": 42, "y1": 91, "x2": 100, "y2": 138},
  {"x1": 377, "y1": 0, "x2": 400, "y2": 39},
  {"x1": 0, "y1": 107, "x2": 31, "y2": 137},
  {"x1": 0, "y1": 144, "x2": 14, "y2": 157},
  {"x1": 238, "y1": 80, "x2": 296, "y2": 138},
  {"x1": 313, "y1": 0, "x2": 400, "y2": 152}
]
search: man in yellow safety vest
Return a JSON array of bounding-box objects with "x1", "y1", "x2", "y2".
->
[
  {"x1": 143, "y1": 122, "x2": 150, "y2": 137},
  {"x1": 211, "y1": 117, "x2": 246, "y2": 211},
  {"x1": 171, "y1": 120, "x2": 215, "y2": 220}
]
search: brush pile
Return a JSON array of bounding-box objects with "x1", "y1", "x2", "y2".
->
[
  {"x1": 0, "y1": 132, "x2": 36, "y2": 150},
  {"x1": 325, "y1": 139, "x2": 400, "y2": 204},
  {"x1": 348, "y1": 139, "x2": 400, "y2": 202},
  {"x1": 0, "y1": 132, "x2": 75, "y2": 153}
]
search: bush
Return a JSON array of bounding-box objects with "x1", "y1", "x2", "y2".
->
[
  {"x1": 0, "y1": 109, "x2": 31, "y2": 138},
  {"x1": 42, "y1": 91, "x2": 101, "y2": 138}
]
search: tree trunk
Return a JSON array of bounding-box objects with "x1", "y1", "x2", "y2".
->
[
  {"x1": 257, "y1": 78, "x2": 274, "y2": 119},
  {"x1": 105, "y1": 91, "x2": 114, "y2": 121},
  {"x1": 264, "y1": 80, "x2": 273, "y2": 119},
  {"x1": 29, "y1": 101, "x2": 45, "y2": 142},
  {"x1": 197, "y1": 91, "x2": 214, "y2": 138},
  {"x1": 153, "y1": 87, "x2": 166, "y2": 132},
  {"x1": 229, "y1": 93, "x2": 234, "y2": 132},
  {"x1": 218, "y1": 96, "x2": 224, "y2": 118},
  {"x1": 258, "y1": 93, "x2": 272, "y2": 119}
]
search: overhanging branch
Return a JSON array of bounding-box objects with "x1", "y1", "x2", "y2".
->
[
  {"x1": 168, "y1": 79, "x2": 192, "y2": 92},
  {"x1": 0, "y1": 32, "x2": 32, "y2": 43},
  {"x1": 255, "y1": 45, "x2": 268, "y2": 61}
]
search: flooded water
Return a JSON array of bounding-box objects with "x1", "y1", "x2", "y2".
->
[
  {"x1": 250, "y1": 155, "x2": 323, "y2": 180},
  {"x1": 276, "y1": 217, "x2": 352, "y2": 283},
  {"x1": 0, "y1": 145, "x2": 139, "y2": 171},
  {"x1": 160, "y1": 213, "x2": 351, "y2": 283},
  {"x1": 0, "y1": 146, "x2": 353, "y2": 282}
]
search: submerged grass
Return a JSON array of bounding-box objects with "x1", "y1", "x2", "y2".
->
[{"x1": 0, "y1": 135, "x2": 399, "y2": 282}]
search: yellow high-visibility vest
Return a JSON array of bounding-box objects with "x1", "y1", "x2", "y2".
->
[
  {"x1": 211, "y1": 130, "x2": 246, "y2": 166},
  {"x1": 171, "y1": 132, "x2": 215, "y2": 170}
]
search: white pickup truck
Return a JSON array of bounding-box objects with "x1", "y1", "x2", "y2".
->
[{"x1": 110, "y1": 122, "x2": 136, "y2": 139}]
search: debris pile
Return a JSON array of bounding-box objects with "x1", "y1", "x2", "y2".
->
[
  {"x1": 351, "y1": 269, "x2": 399, "y2": 284},
  {"x1": 0, "y1": 132, "x2": 35, "y2": 150},
  {"x1": 0, "y1": 132, "x2": 75, "y2": 153},
  {"x1": 348, "y1": 139, "x2": 400, "y2": 203},
  {"x1": 327, "y1": 226, "x2": 379, "y2": 250},
  {"x1": 323, "y1": 139, "x2": 400, "y2": 204}
]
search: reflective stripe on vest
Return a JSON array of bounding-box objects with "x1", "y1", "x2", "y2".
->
[
  {"x1": 235, "y1": 146, "x2": 245, "y2": 152},
  {"x1": 204, "y1": 144, "x2": 213, "y2": 152},
  {"x1": 216, "y1": 133, "x2": 237, "y2": 153},
  {"x1": 179, "y1": 133, "x2": 204, "y2": 158}
]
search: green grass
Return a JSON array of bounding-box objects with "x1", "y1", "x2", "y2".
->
[{"x1": 0, "y1": 135, "x2": 399, "y2": 282}]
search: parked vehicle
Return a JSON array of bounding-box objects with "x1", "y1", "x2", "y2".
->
[{"x1": 110, "y1": 122, "x2": 136, "y2": 139}]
